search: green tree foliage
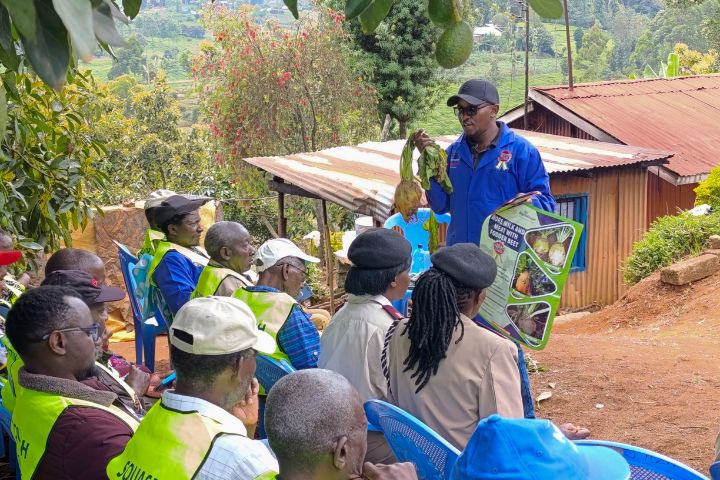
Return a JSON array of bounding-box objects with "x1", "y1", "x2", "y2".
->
[
  {"x1": 196, "y1": 5, "x2": 377, "y2": 157},
  {"x1": 0, "y1": 0, "x2": 141, "y2": 90},
  {"x1": 91, "y1": 72, "x2": 233, "y2": 205},
  {"x1": 629, "y1": 2, "x2": 716, "y2": 70},
  {"x1": 0, "y1": 70, "x2": 107, "y2": 251},
  {"x1": 107, "y1": 36, "x2": 148, "y2": 80},
  {"x1": 338, "y1": 0, "x2": 448, "y2": 138},
  {"x1": 624, "y1": 211, "x2": 720, "y2": 284},
  {"x1": 694, "y1": 164, "x2": 720, "y2": 210},
  {"x1": 575, "y1": 21, "x2": 612, "y2": 80},
  {"x1": 193, "y1": 5, "x2": 377, "y2": 241}
]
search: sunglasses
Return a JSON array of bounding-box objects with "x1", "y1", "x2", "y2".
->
[
  {"x1": 38, "y1": 323, "x2": 101, "y2": 343},
  {"x1": 453, "y1": 105, "x2": 488, "y2": 118}
]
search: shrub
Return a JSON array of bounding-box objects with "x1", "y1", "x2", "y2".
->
[
  {"x1": 694, "y1": 164, "x2": 720, "y2": 210},
  {"x1": 623, "y1": 211, "x2": 720, "y2": 284}
]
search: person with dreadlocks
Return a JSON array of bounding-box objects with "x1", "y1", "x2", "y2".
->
[{"x1": 384, "y1": 243, "x2": 523, "y2": 450}]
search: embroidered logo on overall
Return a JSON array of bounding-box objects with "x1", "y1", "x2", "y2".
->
[
  {"x1": 449, "y1": 155, "x2": 460, "y2": 168},
  {"x1": 496, "y1": 150, "x2": 512, "y2": 171}
]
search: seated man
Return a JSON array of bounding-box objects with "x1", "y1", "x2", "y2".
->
[
  {"x1": 451, "y1": 415, "x2": 629, "y2": 479},
  {"x1": 6, "y1": 286, "x2": 139, "y2": 479},
  {"x1": 41, "y1": 270, "x2": 147, "y2": 416},
  {"x1": 265, "y1": 369, "x2": 418, "y2": 480},
  {"x1": 107, "y1": 296, "x2": 279, "y2": 479},
  {"x1": 44, "y1": 246, "x2": 107, "y2": 283},
  {"x1": 191, "y1": 221, "x2": 256, "y2": 298},
  {"x1": 233, "y1": 238, "x2": 320, "y2": 370},
  {"x1": 319, "y1": 228, "x2": 411, "y2": 463},
  {"x1": 148, "y1": 195, "x2": 211, "y2": 322}
]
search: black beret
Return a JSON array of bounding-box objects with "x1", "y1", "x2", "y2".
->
[
  {"x1": 348, "y1": 228, "x2": 411, "y2": 269},
  {"x1": 431, "y1": 243, "x2": 497, "y2": 289}
]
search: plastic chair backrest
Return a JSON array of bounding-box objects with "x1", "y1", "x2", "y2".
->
[
  {"x1": 710, "y1": 461, "x2": 720, "y2": 480},
  {"x1": 384, "y1": 209, "x2": 451, "y2": 250},
  {"x1": 364, "y1": 399, "x2": 459, "y2": 480},
  {"x1": 575, "y1": 440, "x2": 709, "y2": 480},
  {"x1": 0, "y1": 398, "x2": 19, "y2": 479},
  {"x1": 255, "y1": 355, "x2": 296, "y2": 393},
  {"x1": 115, "y1": 241, "x2": 167, "y2": 371}
]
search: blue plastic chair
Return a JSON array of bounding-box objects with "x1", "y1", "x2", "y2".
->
[
  {"x1": 255, "y1": 355, "x2": 296, "y2": 393},
  {"x1": 384, "y1": 209, "x2": 451, "y2": 258},
  {"x1": 364, "y1": 399, "x2": 459, "y2": 480},
  {"x1": 115, "y1": 241, "x2": 167, "y2": 371},
  {"x1": 384, "y1": 209, "x2": 450, "y2": 316},
  {"x1": 710, "y1": 461, "x2": 720, "y2": 480},
  {"x1": 0, "y1": 398, "x2": 19, "y2": 478},
  {"x1": 575, "y1": 440, "x2": 709, "y2": 480}
]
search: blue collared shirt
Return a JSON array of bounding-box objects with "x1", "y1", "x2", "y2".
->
[
  {"x1": 245, "y1": 286, "x2": 319, "y2": 370},
  {"x1": 152, "y1": 251, "x2": 205, "y2": 317},
  {"x1": 426, "y1": 122, "x2": 556, "y2": 245}
]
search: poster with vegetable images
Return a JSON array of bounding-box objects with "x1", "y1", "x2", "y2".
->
[{"x1": 478, "y1": 193, "x2": 583, "y2": 350}]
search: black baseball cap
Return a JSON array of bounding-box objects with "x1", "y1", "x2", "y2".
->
[
  {"x1": 447, "y1": 79, "x2": 500, "y2": 107},
  {"x1": 41, "y1": 270, "x2": 126, "y2": 304},
  {"x1": 153, "y1": 195, "x2": 211, "y2": 229}
]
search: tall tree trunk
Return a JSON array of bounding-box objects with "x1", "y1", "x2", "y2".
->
[
  {"x1": 380, "y1": 114, "x2": 392, "y2": 141},
  {"x1": 399, "y1": 120, "x2": 407, "y2": 139}
]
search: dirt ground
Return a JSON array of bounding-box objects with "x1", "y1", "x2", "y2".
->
[
  {"x1": 108, "y1": 271, "x2": 720, "y2": 474},
  {"x1": 531, "y1": 271, "x2": 720, "y2": 473}
]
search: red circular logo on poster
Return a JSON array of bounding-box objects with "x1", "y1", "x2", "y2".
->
[{"x1": 493, "y1": 241, "x2": 505, "y2": 255}]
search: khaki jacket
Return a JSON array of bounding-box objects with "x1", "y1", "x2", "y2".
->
[
  {"x1": 386, "y1": 313, "x2": 524, "y2": 450},
  {"x1": 319, "y1": 295, "x2": 394, "y2": 403}
]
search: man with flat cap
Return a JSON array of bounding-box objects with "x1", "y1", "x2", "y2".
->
[
  {"x1": 148, "y1": 194, "x2": 212, "y2": 322},
  {"x1": 415, "y1": 79, "x2": 555, "y2": 419},
  {"x1": 319, "y1": 228, "x2": 411, "y2": 463},
  {"x1": 414, "y1": 79, "x2": 555, "y2": 247}
]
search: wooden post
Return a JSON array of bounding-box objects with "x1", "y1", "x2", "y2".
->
[
  {"x1": 321, "y1": 200, "x2": 335, "y2": 315},
  {"x1": 523, "y1": 1, "x2": 530, "y2": 130},
  {"x1": 277, "y1": 192, "x2": 287, "y2": 238},
  {"x1": 563, "y1": 0, "x2": 574, "y2": 89}
]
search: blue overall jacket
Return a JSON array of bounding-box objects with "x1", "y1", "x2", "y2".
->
[{"x1": 426, "y1": 122, "x2": 556, "y2": 246}]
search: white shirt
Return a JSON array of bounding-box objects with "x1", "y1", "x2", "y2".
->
[{"x1": 162, "y1": 391, "x2": 278, "y2": 480}]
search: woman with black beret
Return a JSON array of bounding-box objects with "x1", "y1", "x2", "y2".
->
[
  {"x1": 383, "y1": 243, "x2": 524, "y2": 450},
  {"x1": 319, "y1": 228, "x2": 412, "y2": 463}
]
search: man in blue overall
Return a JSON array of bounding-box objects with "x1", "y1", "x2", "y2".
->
[{"x1": 414, "y1": 79, "x2": 555, "y2": 420}]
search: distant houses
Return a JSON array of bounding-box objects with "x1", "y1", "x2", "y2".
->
[{"x1": 473, "y1": 24, "x2": 502, "y2": 42}]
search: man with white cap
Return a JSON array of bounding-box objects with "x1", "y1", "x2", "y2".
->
[
  {"x1": 233, "y1": 238, "x2": 321, "y2": 371},
  {"x1": 106, "y1": 296, "x2": 279, "y2": 480}
]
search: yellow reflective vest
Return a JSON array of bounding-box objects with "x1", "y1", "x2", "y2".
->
[
  {"x1": 1, "y1": 338, "x2": 140, "y2": 415},
  {"x1": 190, "y1": 263, "x2": 253, "y2": 299},
  {"x1": 232, "y1": 287, "x2": 297, "y2": 364},
  {"x1": 107, "y1": 401, "x2": 245, "y2": 480},
  {"x1": 147, "y1": 241, "x2": 209, "y2": 289},
  {"x1": 13, "y1": 386, "x2": 139, "y2": 479}
]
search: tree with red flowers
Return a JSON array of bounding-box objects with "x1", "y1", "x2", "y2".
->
[{"x1": 195, "y1": 5, "x2": 378, "y2": 160}]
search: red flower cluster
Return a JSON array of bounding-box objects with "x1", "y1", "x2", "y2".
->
[{"x1": 275, "y1": 71, "x2": 292, "y2": 88}]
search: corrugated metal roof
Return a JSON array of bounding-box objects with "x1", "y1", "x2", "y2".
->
[
  {"x1": 242, "y1": 130, "x2": 671, "y2": 221},
  {"x1": 532, "y1": 75, "x2": 720, "y2": 180}
]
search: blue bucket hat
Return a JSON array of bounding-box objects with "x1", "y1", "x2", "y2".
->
[{"x1": 451, "y1": 415, "x2": 630, "y2": 480}]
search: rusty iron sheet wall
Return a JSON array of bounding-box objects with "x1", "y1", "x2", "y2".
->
[
  {"x1": 646, "y1": 172, "x2": 697, "y2": 226},
  {"x1": 550, "y1": 168, "x2": 648, "y2": 309}
]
